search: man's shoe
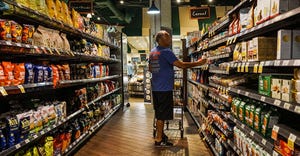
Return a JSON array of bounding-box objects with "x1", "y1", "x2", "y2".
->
[
  {"x1": 162, "y1": 134, "x2": 169, "y2": 142},
  {"x1": 155, "y1": 140, "x2": 173, "y2": 147}
]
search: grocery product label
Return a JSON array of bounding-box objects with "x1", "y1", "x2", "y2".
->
[
  {"x1": 294, "y1": 106, "x2": 300, "y2": 114},
  {"x1": 25, "y1": 139, "x2": 30, "y2": 144},
  {"x1": 262, "y1": 139, "x2": 267, "y2": 145},
  {"x1": 250, "y1": 130, "x2": 255, "y2": 136},
  {"x1": 15, "y1": 144, "x2": 21, "y2": 149},
  {"x1": 17, "y1": 85, "x2": 25, "y2": 93},
  {"x1": 288, "y1": 133, "x2": 297, "y2": 150},
  {"x1": 274, "y1": 100, "x2": 281, "y2": 106},
  {"x1": 253, "y1": 64, "x2": 259, "y2": 73},
  {"x1": 260, "y1": 96, "x2": 266, "y2": 102},
  {"x1": 283, "y1": 60, "x2": 289, "y2": 66},
  {"x1": 245, "y1": 92, "x2": 249, "y2": 96},
  {"x1": 241, "y1": 63, "x2": 245, "y2": 72},
  {"x1": 274, "y1": 60, "x2": 281, "y2": 66},
  {"x1": 0, "y1": 87, "x2": 8, "y2": 96},
  {"x1": 284, "y1": 103, "x2": 291, "y2": 110},
  {"x1": 258, "y1": 64, "x2": 263, "y2": 73},
  {"x1": 294, "y1": 60, "x2": 300, "y2": 66},
  {"x1": 271, "y1": 125, "x2": 279, "y2": 140}
]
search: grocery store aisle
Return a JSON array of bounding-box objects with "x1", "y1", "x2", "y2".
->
[{"x1": 75, "y1": 98, "x2": 211, "y2": 156}]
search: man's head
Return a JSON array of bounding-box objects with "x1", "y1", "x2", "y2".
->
[{"x1": 155, "y1": 30, "x2": 171, "y2": 48}]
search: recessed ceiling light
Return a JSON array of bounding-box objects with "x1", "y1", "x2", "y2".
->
[
  {"x1": 209, "y1": 0, "x2": 213, "y2": 2},
  {"x1": 120, "y1": 0, "x2": 124, "y2": 4},
  {"x1": 97, "y1": 17, "x2": 101, "y2": 20},
  {"x1": 177, "y1": 0, "x2": 180, "y2": 3}
]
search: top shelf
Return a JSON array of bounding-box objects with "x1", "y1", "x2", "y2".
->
[
  {"x1": 226, "y1": 0, "x2": 251, "y2": 15},
  {"x1": 3, "y1": 0, "x2": 119, "y2": 49}
]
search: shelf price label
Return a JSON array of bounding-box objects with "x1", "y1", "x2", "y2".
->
[
  {"x1": 258, "y1": 63, "x2": 264, "y2": 73},
  {"x1": 294, "y1": 106, "x2": 300, "y2": 114},
  {"x1": 25, "y1": 139, "x2": 30, "y2": 144},
  {"x1": 274, "y1": 100, "x2": 281, "y2": 106},
  {"x1": 17, "y1": 85, "x2": 26, "y2": 93},
  {"x1": 284, "y1": 103, "x2": 291, "y2": 110},
  {"x1": 262, "y1": 139, "x2": 267, "y2": 145},
  {"x1": 0, "y1": 87, "x2": 8, "y2": 96},
  {"x1": 253, "y1": 64, "x2": 259, "y2": 73},
  {"x1": 237, "y1": 63, "x2": 241, "y2": 72},
  {"x1": 241, "y1": 63, "x2": 245, "y2": 72},
  {"x1": 260, "y1": 96, "x2": 266, "y2": 102},
  {"x1": 245, "y1": 92, "x2": 249, "y2": 96},
  {"x1": 245, "y1": 63, "x2": 249, "y2": 73},
  {"x1": 250, "y1": 130, "x2": 255, "y2": 136},
  {"x1": 288, "y1": 133, "x2": 297, "y2": 150},
  {"x1": 232, "y1": 36, "x2": 237, "y2": 44},
  {"x1": 294, "y1": 60, "x2": 300, "y2": 66},
  {"x1": 272, "y1": 125, "x2": 280, "y2": 140}
]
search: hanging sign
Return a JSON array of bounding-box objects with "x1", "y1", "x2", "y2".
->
[
  {"x1": 68, "y1": 1, "x2": 93, "y2": 14},
  {"x1": 190, "y1": 7, "x2": 210, "y2": 19}
]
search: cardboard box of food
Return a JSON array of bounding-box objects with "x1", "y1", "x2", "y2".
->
[
  {"x1": 271, "y1": 78, "x2": 282, "y2": 92},
  {"x1": 292, "y1": 30, "x2": 300, "y2": 59},
  {"x1": 282, "y1": 93, "x2": 293, "y2": 102},
  {"x1": 282, "y1": 79, "x2": 292, "y2": 94},
  {"x1": 259, "y1": 75, "x2": 272, "y2": 96},
  {"x1": 277, "y1": 29, "x2": 292, "y2": 59},
  {"x1": 241, "y1": 42, "x2": 248, "y2": 61},
  {"x1": 247, "y1": 40, "x2": 254, "y2": 60},
  {"x1": 251, "y1": 37, "x2": 277, "y2": 61},
  {"x1": 272, "y1": 91, "x2": 282, "y2": 99},
  {"x1": 270, "y1": 0, "x2": 288, "y2": 18},
  {"x1": 257, "y1": 0, "x2": 271, "y2": 24}
]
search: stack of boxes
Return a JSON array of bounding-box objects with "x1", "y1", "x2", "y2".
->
[{"x1": 277, "y1": 29, "x2": 300, "y2": 60}]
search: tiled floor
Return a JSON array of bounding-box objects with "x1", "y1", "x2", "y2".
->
[{"x1": 75, "y1": 98, "x2": 211, "y2": 156}]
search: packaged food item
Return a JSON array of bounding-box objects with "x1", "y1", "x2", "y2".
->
[
  {"x1": 233, "y1": 43, "x2": 242, "y2": 61},
  {"x1": 0, "y1": 127, "x2": 7, "y2": 151},
  {"x1": 261, "y1": 108, "x2": 279, "y2": 137},
  {"x1": 282, "y1": 93, "x2": 293, "y2": 102},
  {"x1": 239, "y1": 8, "x2": 251, "y2": 32},
  {"x1": 270, "y1": 0, "x2": 288, "y2": 18},
  {"x1": 25, "y1": 63, "x2": 34, "y2": 84},
  {"x1": 93, "y1": 65, "x2": 100, "y2": 78},
  {"x1": 22, "y1": 25, "x2": 35, "y2": 45},
  {"x1": 36, "y1": 0, "x2": 49, "y2": 16},
  {"x1": 46, "y1": 0, "x2": 57, "y2": 19},
  {"x1": 254, "y1": 103, "x2": 267, "y2": 132},
  {"x1": 62, "y1": 64, "x2": 70, "y2": 80},
  {"x1": 6, "y1": 116, "x2": 19, "y2": 147},
  {"x1": 33, "y1": 146, "x2": 39, "y2": 156},
  {"x1": 13, "y1": 63, "x2": 25, "y2": 85},
  {"x1": 62, "y1": 1, "x2": 73, "y2": 26},
  {"x1": 33, "y1": 110, "x2": 43, "y2": 132},
  {"x1": 60, "y1": 33, "x2": 70, "y2": 52},
  {"x1": 33, "y1": 26, "x2": 50, "y2": 47},
  {"x1": 249, "y1": 102, "x2": 256, "y2": 128},
  {"x1": 257, "y1": 0, "x2": 271, "y2": 24},
  {"x1": 245, "y1": 103, "x2": 252, "y2": 126},
  {"x1": 0, "y1": 64, "x2": 5, "y2": 86},
  {"x1": 27, "y1": 1, "x2": 38, "y2": 12},
  {"x1": 0, "y1": 19, "x2": 11, "y2": 41},
  {"x1": 55, "y1": 0, "x2": 64, "y2": 22},
  {"x1": 277, "y1": 29, "x2": 292, "y2": 59},
  {"x1": 2, "y1": 62, "x2": 14, "y2": 86},
  {"x1": 45, "y1": 136, "x2": 54, "y2": 156},
  {"x1": 15, "y1": 0, "x2": 29, "y2": 7},
  {"x1": 53, "y1": 134, "x2": 62, "y2": 155},
  {"x1": 251, "y1": 37, "x2": 277, "y2": 61},
  {"x1": 48, "y1": 105, "x2": 56, "y2": 125},
  {"x1": 75, "y1": 88, "x2": 87, "y2": 108},
  {"x1": 34, "y1": 65, "x2": 44, "y2": 83},
  {"x1": 16, "y1": 113, "x2": 30, "y2": 142},
  {"x1": 288, "y1": 0, "x2": 300, "y2": 10},
  {"x1": 241, "y1": 42, "x2": 248, "y2": 61},
  {"x1": 272, "y1": 78, "x2": 282, "y2": 99},
  {"x1": 259, "y1": 75, "x2": 272, "y2": 96},
  {"x1": 292, "y1": 30, "x2": 300, "y2": 59},
  {"x1": 51, "y1": 65, "x2": 59, "y2": 87},
  {"x1": 238, "y1": 100, "x2": 246, "y2": 123},
  {"x1": 282, "y1": 79, "x2": 292, "y2": 94},
  {"x1": 52, "y1": 30, "x2": 63, "y2": 50},
  {"x1": 56, "y1": 65, "x2": 64, "y2": 81},
  {"x1": 11, "y1": 21, "x2": 22, "y2": 43}
]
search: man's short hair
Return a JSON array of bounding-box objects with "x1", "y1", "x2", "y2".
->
[
  {"x1": 155, "y1": 30, "x2": 169, "y2": 43},
  {"x1": 128, "y1": 61, "x2": 131, "y2": 63}
]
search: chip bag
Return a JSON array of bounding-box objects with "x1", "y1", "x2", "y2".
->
[
  {"x1": 11, "y1": 21, "x2": 22, "y2": 43},
  {"x1": 62, "y1": 64, "x2": 70, "y2": 80},
  {"x1": 2, "y1": 62, "x2": 14, "y2": 86},
  {"x1": 15, "y1": 0, "x2": 29, "y2": 7},
  {"x1": 22, "y1": 24, "x2": 35, "y2": 45},
  {"x1": 33, "y1": 65, "x2": 44, "y2": 83},
  {"x1": 55, "y1": 0, "x2": 64, "y2": 22},
  {"x1": 13, "y1": 63, "x2": 25, "y2": 85},
  {"x1": 46, "y1": 0, "x2": 57, "y2": 19},
  {"x1": 0, "y1": 64, "x2": 5, "y2": 86},
  {"x1": 0, "y1": 19, "x2": 11, "y2": 41},
  {"x1": 51, "y1": 65, "x2": 59, "y2": 87},
  {"x1": 25, "y1": 63, "x2": 34, "y2": 84},
  {"x1": 45, "y1": 136, "x2": 54, "y2": 156},
  {"x1": 36, "y1": 0, "x2": 49, "y2": 16}
]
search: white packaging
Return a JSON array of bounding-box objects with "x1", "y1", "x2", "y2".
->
[{"x1": 277, "y1": 29, "x2": 292, "y2": 59}]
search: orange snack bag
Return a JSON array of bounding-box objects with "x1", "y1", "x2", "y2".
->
[
  {"x1": 2, "y1": 62, "x2": 14, "y2": 86},
  {"x1": 13, "y1": 63, "x2": 25, "y2": 85},
  {"x1": 11, "y1": 21, "x2": 22, "y2": 43},
  {"x1": 0, "y1": 64, "x2": 5, "y2": 86},
  {"x1": 22, "y1": 24, "x2": 35, "y2": 44},
  {"x1": 0, "y1": 19, "x2": 12, "y2": 41},
  {"x1": 51, "y1": 65, "x2": 59, "y2": 87},
  {"x1": 62, "y1": 64, "x2": 70, "y2": 80}
]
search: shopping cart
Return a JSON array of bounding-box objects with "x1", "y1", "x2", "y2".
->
[{"x1": 152, "y1": 95, "x2": 184, "y2": 139}]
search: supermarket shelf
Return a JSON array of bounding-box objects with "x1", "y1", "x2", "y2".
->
[
  {"x1": 63, "y1": 103, "x2": 121, "y2": 155},
  {"x1": 227, "y1": 139, "x2": 242, "y2": 155},
  {"x1": 209, "y1": 125, "x2": 230, "y2": 150},
  {"x1": 208, "y1": 18, "x2": 230, "y2": 37},
  {"x1": 2, "y1": 0, "x2": 119, "y2": 49},
  {"x1": 228, "y1": 115, "x2": 274, "y2": 154},
  {"x1": 213, "y1": 122, "x2": 233, "y2": 138},
  {"x1": 191, "y1": 64, "x2": 209, "y2": 70},
  {"x1": 228, "y1": 59, "x2": 300, "y2": 68},
  {"x1": 209, "y1": 68, "x2": 229, "y2": 75},
  {"x1": 188, "y1": 79, "x2": 210, "y2": 90},
  {"x1": 208, "y1": 100, "x2": 227, "y2": 110},
  {"x1": 201, "y1": 131, "x2": 219, "y2": 156},
  {"x1": 0, "y1": 82, "x2": 53, "y2": 96},
  {"x1": 273, "y1": 124, "x2": 300, "y2": 147},
  {"x1": 209, "y1": 53, "x2": 231, "y2": 61},
  {"x1": 0, "y1": 88, "x2": 121, "y2": 156},
  {"x1": 58, "y1": 75, "x2": 121, "y2": 87},
  {"x1": 228, "y1": 7, "x2": 300, "y2": 43},
  {"x1": 206, "y1": 37, "x2": 227, "y2": 51},
  {"x1": 208, "y1": 92, "x2": 231, "y2": 107},
  {"x1": 186, "y1": 106, "x2": 201, "y2": 129},
  {"x1": 227, "y1": 0, "x2": 251, "y2": 15},
  {"x1": 227, "y1": 86, "x2": 300, "y2": 115}
]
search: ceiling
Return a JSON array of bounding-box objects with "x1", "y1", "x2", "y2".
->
[
  {"x1": 89, "y1": 0, "x2": 240, "y2": 25},
  {"x1": 127, "y1": 36, "x2": 149, "y2": 51}
]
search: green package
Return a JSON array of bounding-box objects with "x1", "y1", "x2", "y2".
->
[
  {"x1": 238, "y1": 101, "x2": 246, "y2": 123},
  {"x1": 245, "y1": 104, "x2": 251, "y2": 126},
  {"x1": 261, "y1": 108, "x2": 279, "y2": 137},
  {"x1": 254, "y1": 103, "x2": 262, "y2": 132},
  {"x1": 258, "y1": 75, "x2": 272, "y2": 96},
  {"x1": 232, "y1": 98, "x2": 241, "y2": 118},
  {"x1": 249, "y1": 102, "x2": 256, "y2": 128}
]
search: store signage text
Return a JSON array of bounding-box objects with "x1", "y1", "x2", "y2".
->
[{"x1": 190, "y1": 7, "x2": 210, "y2": 19}]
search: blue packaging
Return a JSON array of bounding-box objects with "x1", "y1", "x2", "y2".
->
[
  {"x1": 33, "y1": 66, "x2": 44, "y2": 83},
  {"x1": 24, "y1": 63, "x2": 34, "y2": 84}
]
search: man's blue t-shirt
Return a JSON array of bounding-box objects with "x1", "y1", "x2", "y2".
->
[{"x1": 149, "y1": 46, "x2": 178, "y2": 91}]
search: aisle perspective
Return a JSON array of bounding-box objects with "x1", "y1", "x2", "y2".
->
[
  {"x1": 0, "y1": 1, "x2": 124, "y2": 156},
  {"x1": 186, "y1": 0, "x2": 300, "y2": 156}
]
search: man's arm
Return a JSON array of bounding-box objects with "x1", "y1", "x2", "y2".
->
[{"x1": 173, "y1": 59, "x2": 207, "y2": 69}]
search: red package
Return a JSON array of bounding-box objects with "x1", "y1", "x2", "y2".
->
[
  {"x1": 0, "y1": 65, "x2": 5, "y2": 86},
  {"x1": 56, "y1": 65, "x2": 65, "y2": 81},
  {"x1": 22, "y1": 24, "x2": 35, "y2": 44},
  {"x1": 2, "y1": 62, "x2": 14, "y2": 86},
  {"x1": 13, "y1": 63, "x2": 25, "y2": 85},
  {"x1": 51, "y1": 65, "x2": 59, "y2": 87},
  {"x1": 62, "y1": 64, "x2": 70, "y2": 80},
  {"x1": 0, "y1": 19, "x2": 11, "y2": 41}
]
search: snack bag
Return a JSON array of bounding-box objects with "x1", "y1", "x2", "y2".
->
[
  {"x1": 46, "y1": 0, "x2": 57, "y2": 19},
  {"x1": 60, "y1": 33, "x2": 70, "y2": 52},
  {"x1": 71, "y1": 9, "x2": 79, "y2": 29},
  {"x1": 2, "y1": 62, "x2": 14, "y2": 86},
  {"x1": 13, "y1": 63, "x2": 25, "y2": 85},
  {"x1": 47, "y1": 66, "x2": 52, "y2": 82},
  {"x1": 38, "y1": 106, "x2": 49, "y2": 126},
  {"x1": 33, "y1": 26, "x2": 49, "y2": 47},
  {"x1": 27, "y1": 1, "x2": 38, "y2": 11},
  {"x1": 15, "y1": 0, "x2": 29, "y2": 7},
  {"x1": 51, "y1": 65, "x2": 59, "y2": 87},
  {"x1": 16, "y1": 113, "x2": 30, "y2": 142},
  {"x1": 36, "y1": 0, "x2": 49, "y2": 16},
  {"x1": 62, "y1": 1, "x2": 72, "y2": 25},
  {"x1": 56, "y1": 65, "x2": 64, "y2": 81},
  {"x1": 62, "y1": 64, "x2": 70, "y2": 80},
  {"x1": 0, "y1": 122, "x2": 7, "y2": 151},
  {"x1": 33, "y1": 146, "x2": 39, "y2": 156},
  {"x1": 0, "y1": 64, "x2": 5, "y2": 86},
  {"x1": 6, "y1": 116, "x2": 19, "y2": 147},
  {"x1": 52, "y1": 30, "x2": 63, "y2": 50},
  {"x1": 33, "y1": 110, "x2": 43, "y2": 132},
  {"x1": 0, "y1": 19, "x2": 11, "y2": 41},
  {"x1": 47, "y1": 105, "x2": 56, "y2": 125},
  {"x1": 75, "y1": 88, "x2": 87, "y2": 108},
  {"x1": 22, "y1": 24, "x2": 35, "y2": 45},
  {"x1": 33, "y1": 65, "x2": 44, "y2": 83},
  {"x1": 45, "y1": 136, "x2": 54, "y2": 156},
  {"x1": 11, "y1": 21, "x2": 22, "y2": 43},
  {"x1": 93, "y1": 65, "x2": 100, "y2": 78},
  {"x1": 55, "y1": 0, "x2": 64, "y2": 22},
  {"x1": 25, "y1": 63, "x2": 34, "y2": 84},
  {"x1": 43, "y1": 66, "x2": 50, "y2": 82}
]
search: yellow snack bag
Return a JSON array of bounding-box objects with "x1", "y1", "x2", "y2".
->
[
  {"x1": 55, "y1": 0, "x2": 64, "y2": 22},
  {"x1": 36, "y1": 0, "x2": 49, "y2": 16},
  {"x1": 72, "y1": 8, "x2": 79, "y2": 29},
  {"x1": 27, "y1": 0, "x2": 38, "y2": 11},
  {"x1": 62, "y1": 2, "x2": 72, "y2": 26},
  {"x1": 46, "y1": 0, "x2": 57, "y2": 19},
  {"x1": 15, "y1": 0, "x2": 29, "y2": 7}
]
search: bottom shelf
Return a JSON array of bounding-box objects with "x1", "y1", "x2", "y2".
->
[
  {"x1": 201, "y1": 131, "x2": 219, "y2": 156},
  {"x1": 63, "y1": 103, "x2": 122, "y2": 155}
]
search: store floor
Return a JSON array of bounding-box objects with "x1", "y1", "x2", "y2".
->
[{"x1": 75, "y1": 98, "x2": 211, "y2": 156}]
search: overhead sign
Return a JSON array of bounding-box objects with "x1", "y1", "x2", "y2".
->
[
  {"x1": 68, "y1": 1, "x2": 93, "y2": 14},
  {"x1": 190, "y1": 7, "x2": 210, "y2": 19}
]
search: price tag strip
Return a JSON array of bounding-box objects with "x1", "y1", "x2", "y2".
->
[{"x1": 0, "y1": 87, "x2": 8, "y2": 96}]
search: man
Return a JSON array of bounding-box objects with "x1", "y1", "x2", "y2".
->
[
  {"x1": 149, "y1": 30, "x2": 207, "y2": 146},
  {"x1": 127, "y1": 61, "x2": 134, "y2": 79}
]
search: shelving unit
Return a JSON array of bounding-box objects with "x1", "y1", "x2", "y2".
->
[
  {"x1": 185, "y1": 0, "x2": 300, "y2": 155},
  {"x1": 0, "y1": 1, "x2": 124, "y2": 155}
]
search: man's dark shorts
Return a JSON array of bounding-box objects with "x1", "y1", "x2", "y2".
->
[{"x1": 152, "y1": 91, "x2": 173, "y2": 120}]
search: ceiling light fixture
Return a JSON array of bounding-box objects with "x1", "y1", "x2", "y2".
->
[
  {"x1": 120, "y1": 0, "x2": 124, "y2": 4},
  {"x1": 147, "y1": 0, "x2": 160, "y2": 15},
  {"x1": 97, "y1": 17, "x2": 101, "y2": 20},
  {"x1": 209, "y1": 0, "x2": 213, "y2": 2},
  {"x1": 87, "y1": 13, "x2": 92, "y2": 18},
  {"x1": 177, "y1": 0, "x2": 180, "y2": 3}
]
